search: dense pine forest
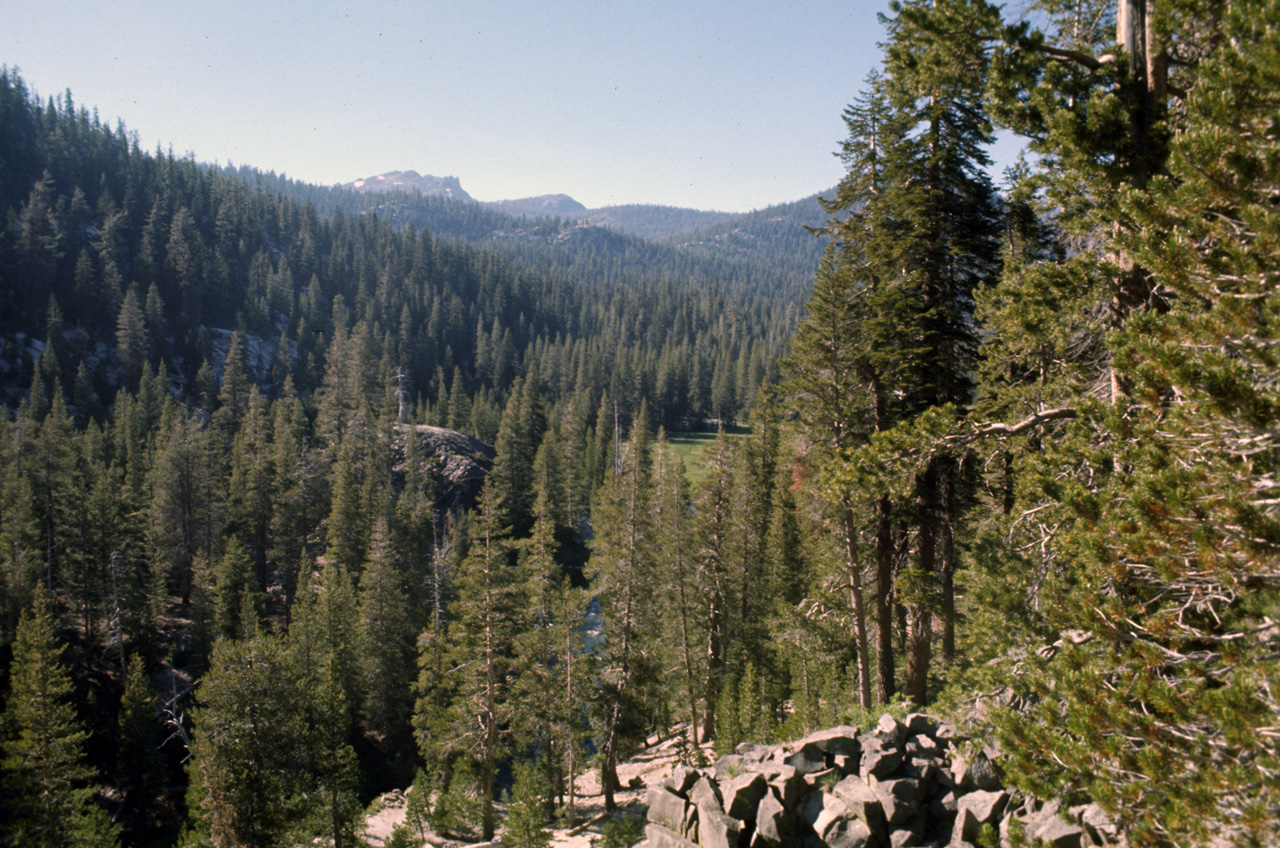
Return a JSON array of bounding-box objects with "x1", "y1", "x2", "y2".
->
[{"x1": 2, "y1": 0, "x2": 1278, "y2": 846}]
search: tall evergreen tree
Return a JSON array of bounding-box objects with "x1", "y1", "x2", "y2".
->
[
  {"x1": 358, "y1": 516, "x2": 415, "y2": 745},
  {"x1": 588, "y1": 411, "x2": 658, "y2": 809},
  {"x1": 115, "y1": 654, "x2": 163, "y2": 841},
  {"x1": 187, "y1": 636, "x2": 317, "y2": 848},
  {"x1": 1, "y1": 593, "x2": 118, "y2": 848},
  {"x1": 995, "y1": 5, "x2": 1280, "y2": 842},
  {"x1": 445, "y1": 480, "x2": 522, "y2": 840}
]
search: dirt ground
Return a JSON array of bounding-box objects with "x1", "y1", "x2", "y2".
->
[{"x1": 363, "y1": 727, "x2": 713, "y2": 848}]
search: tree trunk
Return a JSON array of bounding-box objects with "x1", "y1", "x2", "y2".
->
[
  {"x1": 876, "y1": 496, "x2": 895, "y2": 705},
  {"x1": 906, "y1": 464, "x2": 937, "y2": 706},
  {"x1": 905, "y1": 515, "x2": 934, "y2": 707},
  {"x1": 841, "y1": 497, "x2": 873, "y2": 709},
  {"x1": 941, "y1": 465, "x2": 957, "y2": 663}
]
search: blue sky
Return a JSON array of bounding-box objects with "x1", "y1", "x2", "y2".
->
[{"x1": 1, "y1": 0, "x2": 994, "y2": 212}]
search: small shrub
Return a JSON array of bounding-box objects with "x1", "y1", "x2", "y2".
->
[
  {"x1": 591, "y1": 811, "x2": 646, "y2": 848},
  {"x1": 385, "y1": 822, "x2": 420, "y2": 848}
]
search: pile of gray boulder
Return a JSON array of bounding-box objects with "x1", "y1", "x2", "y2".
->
[{"x1": 639, "y1": 714, "x2": 1121, "y2": 848}]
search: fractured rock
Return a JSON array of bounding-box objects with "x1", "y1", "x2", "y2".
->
[
  {"x1": 721, "y1": 771, "x2": 769, "y2": 822},
  {"x1": 669, "y1": 764, "x2": 701, "y2": 794},
  {"x1": 803, "y1": 727, "x2": 863, "y2": 759},
  {"x1": 648, "y1": 785, "x2": 690, "y2": 834},
  {"x1": 951, "y1": 789, "x2": 1010, "y2": 844},
  {"x1": 699, "y1": 809, "x2": 743, "y2": 848},
  {"x1": 868, "y1": 776, "x2": 922, "y2": 825},
  {"x1": 832, "y1": 776, "x2": 888, "y2": 839},
  {"x1": 873, "y1": 714, "x2": 907, "y2": 748},
  {"x1": 968, "y1": 752, "x2": 1003, "y2": 792},
  {"x1": 798, "y1": 790, "x2": 878, "y2": 848},
  {"x1": 787, "y1": 742, "x2": 830, "y2": 775},
  {"x1": 1024, "y1": 803, "x2": 1086, "y2": 848},
  {"x1": 860, "y1": 738, "x2": 904, "y2": 779},
  {"x1": 904, "y1": 713, "x2": 940, "y2": 739},
  {"x1": 643, "y1": 822, "x2": 700, "y2": 848},
  {"x1": 822, "y1": 816, "x2": 879, "y2": 848},
  {"x1": 753, "y1": 786, "x2": 792, "y2": 847}
]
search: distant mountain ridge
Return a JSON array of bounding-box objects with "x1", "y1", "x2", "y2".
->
[
  {"x1": 341, "y1": 170, "x2": 821, "y2": 242},
  {"x1": 489, "y1": 194, "x2": 587, "y2": 218},
  {"x1": 344, "y1": 170, "x2": 473, "y2": 200}
]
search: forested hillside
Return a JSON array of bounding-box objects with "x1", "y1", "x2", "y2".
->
[{"x1": 1, "y1": 0, "x2": 1278, "y2": 845}]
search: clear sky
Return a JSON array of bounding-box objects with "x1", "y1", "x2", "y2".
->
[{"x1": 3, "y1": 1, "x2": 905, "y2": 212}]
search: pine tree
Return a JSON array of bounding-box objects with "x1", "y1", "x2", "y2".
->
[
  {"x1": 445, "y1": 479, "x2": 523, "y2": 840},
  {"x1": 213, "y1": 537, "x2": 262, "y2": 641},
  {"x1": 504, "y1": 758, "x2": 552, "y2": 848},
  {"x1": 358, "y1": 516, "x2": 415, "y2": 744},
  {"x1": 215, "y1": 331, "x2": 250, "y2": 436},
  {"x1": 791, "y1": 0, "x2": 1002, "y2": 708},
  {"x1": 324, "y1": 440, "x2": 367, "y2": 576},
  {"x1": 587, "y1": 410, "x2": 658, "y2": 810},
  {"x1": 187, "y1": 636, "x2": 313, "y2": 848},
  {"x1": 115, "y1": 288, "x2": 148, "y2": 391},
  {"x1": 653, "y1": 434, "x2": 704, "y2": 748},
  {"x1": 1, "y1": 593, "x2": 118, "y2": 848},
  {"x1": 226, "y1": 386, "x2": 273, "y2": 585},
  {"x1": 115, "y1": 654, "x2": 163, "y2": 840},
  {"x1": 995, "y1": 5, "x2": 1280, "y2": 842},
  {"x1": 148, "y1": 407, "x2": 224, "y2": 607},
  {"x1": 691, "y1": 430, "x2": 737, "y2": 740}
]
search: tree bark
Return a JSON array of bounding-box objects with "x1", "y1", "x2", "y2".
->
[
  {"x1": 906, "y1": 464, "x2": 937, "y2": 706},
  {"x1": 875, "y1": 496, "x2": 896, "y2": 705},
  {"x1": 941, "y1": 465, "x2": 957, "y2": 663},
  {"x1": 841, "y1": 497, "x2": 874, "y2": 709}
]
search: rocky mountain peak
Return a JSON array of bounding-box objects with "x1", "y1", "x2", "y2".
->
[{"x1": 343, "y1": 171, "x2": 472, "y2": 200}]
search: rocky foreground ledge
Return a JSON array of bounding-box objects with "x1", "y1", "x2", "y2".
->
[{"x1": 640, "y1": 714, "x2": 1119, "y2": 848}]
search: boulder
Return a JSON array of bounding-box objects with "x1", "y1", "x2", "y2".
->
[
  {"x1": 903, "y1": 713, "x2": 940, "y2": 739},
  {"x1": 873, "y1": 714, "x2": 907, "y2": 748},
  {"x1": 1024, "y1": 803, "x2": 1086, "y2": 848},
  {"x1": 643, "y1": 822, "x2": 699, "y2": 848},
  {"x1": 832, "y1": 776, "x2": 889, "y2": 838},
  {"x1": 799, "y1": 790, "x2": 878, "y2": 848},
  {"x1": 904, "y1": 734, "x2": 940, "y2": 758},
  {"x1": 753, "y1": 786, "x2": 793, "y2": 847},
  {"x1": 968, "y1": 752, "x2": 1003, "y2": 792},
  {"x1": 690, "y1": 775, "x2": 726, "y2": 841},
  {"x1": 1075, "y1": 803, "x2": 1120, "y2": 845},
  {"x1": 766, "y1": 767, "x2": 805, "y2": 809},
  {"x1": 868, "y1": 777, "x2": 922, "y2": 826},
  {"x1": 669, "y1": 764, "x2": 701, "y2": 794},
  {"x1": 803, "y1": 727, "x2": 863, "y2": 759},
  {"x1": 699, "y1": 809, "x2": 744, "y2": 848},
  {"x1": 787, "y1": 742, "x2": 831, "y2": 775},
  {"x1": 822, "y1": 816, "x2": 879, "y2": 848},
  {"x1": 888, "y1": 812, "x2": 925, "y2": 848},
  {"x1": 902, "y1": 755, "x2": 939, "y2": 785},
  {"x1": 648, "y1": 785, "x2": 690, "y2": 833},
  {"x1": 951, "y1": 789, "x2": 1009, "y2": 844},
  {"x1": 721, "y1": 772, "x2": 769, "y2": 822},
  {"x1": 860, "y1": 738, "x2": 904, "y2": 779}
]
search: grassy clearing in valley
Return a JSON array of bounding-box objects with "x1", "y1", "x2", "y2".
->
[{"x1": 663, "y1": 424, "x2": 751, "y2": 484}]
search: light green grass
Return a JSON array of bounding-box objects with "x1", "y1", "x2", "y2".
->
[{"x1": 663, "y1": 425, "x2": 751, "y2": 484}]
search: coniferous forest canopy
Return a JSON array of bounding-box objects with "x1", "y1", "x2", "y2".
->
[{"x1": 1, "y1": 0, "x2": 1278, "y2": 845}]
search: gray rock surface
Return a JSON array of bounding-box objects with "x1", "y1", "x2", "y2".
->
[{"x1": 634, "y1": 714, "x2": 1123, "y2": 848}]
